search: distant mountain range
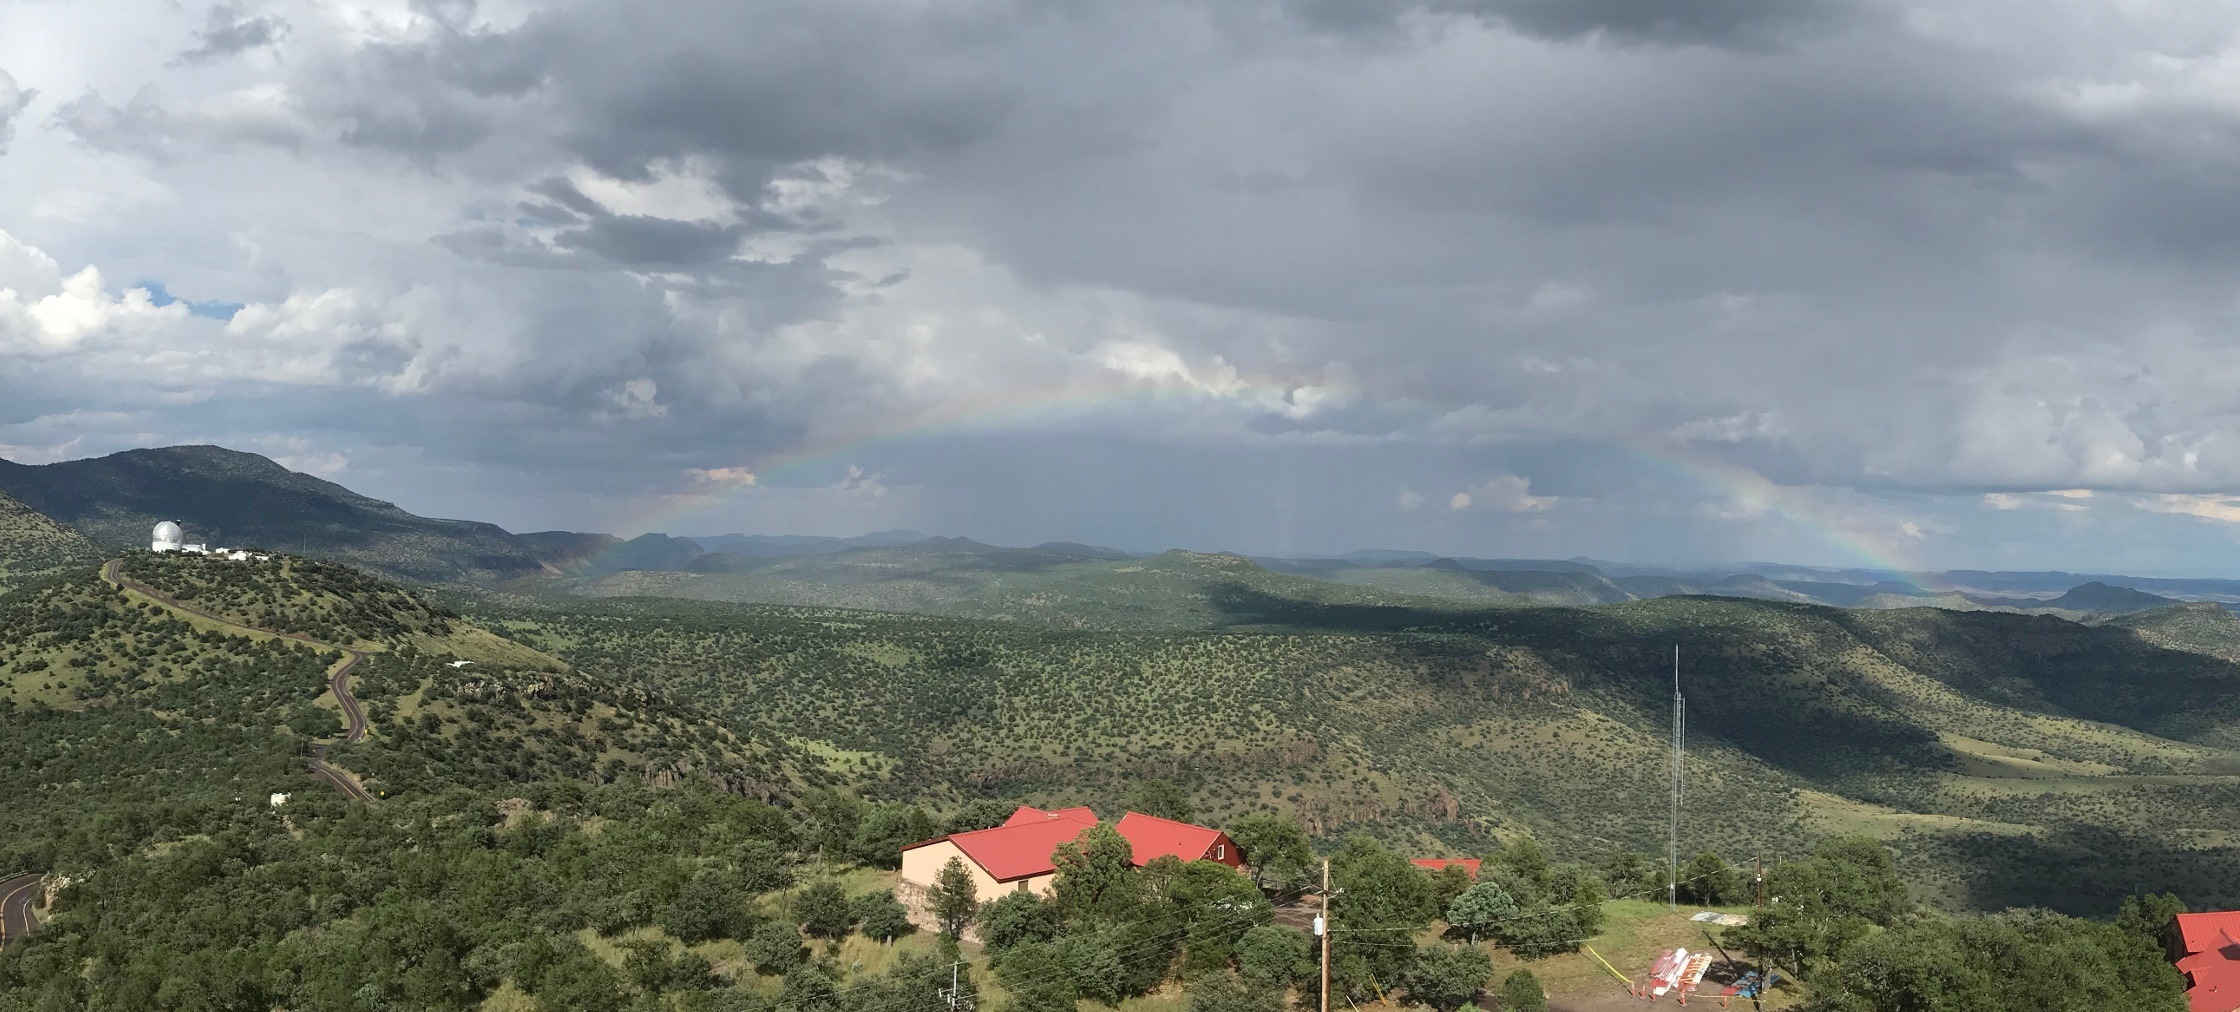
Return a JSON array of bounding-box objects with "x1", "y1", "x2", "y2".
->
[{"x1": 0, "y1": 445, "x2": 2223, "y2": 619}]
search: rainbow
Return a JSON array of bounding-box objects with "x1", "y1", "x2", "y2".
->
[
  {"x1": 1611, "y1": 442, "x2": 1936, "y2": 592},
  {"x1": 574, "y1": 379, "x2": 1938, "y2": 588}
]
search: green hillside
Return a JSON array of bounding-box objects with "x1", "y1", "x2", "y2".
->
[
  {"x1": 0, "y1": 491, "x2": 98, "y2": 592},
  {"x1": 0, "y1": 549, "x2": 892, "y2": 1010},
  {"x1": 0, "y1": 557, "x2": 809, "y2": 831},
  {"x1": 473, "y1": 591, "x2": 2240, "y2": 915},
  {"x1": 0, "y1": 446, "x2": 551, "y2": 583},
  {"x1": 0, "y1": 543, "x2": 2208, "y2": 1010},
  {"x1": 568, "y1": 544, "x2": 1487, "y2": 629}
]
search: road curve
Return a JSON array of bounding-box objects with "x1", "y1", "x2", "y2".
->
[
  {"x1": 0, "y1": 873, "x2": 40, "y2": 949},
  {"x1": 100, "y1": 559, "x2": 376, "y2": 802}
]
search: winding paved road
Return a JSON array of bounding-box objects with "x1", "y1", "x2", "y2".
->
[
  {"x1": 100, "y1": 559, "x2": 375, "y2": 802},
  {"x1": 0, "y1": 873, "x2": 39, "y2": 949}
]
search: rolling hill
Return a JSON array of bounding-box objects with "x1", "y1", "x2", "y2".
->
[
  {"x1": 473, "y1": 589, "x2": 2240, "y2": 915},
  {"x1": 0, "y1": 490, "x2": 99, "y2": 591},
  {"x1": 563, "y1": 543, "x2": 1496, "y2": 629},
  {"x1": 0, "y1": 550, "x2": 811, "y2": 849}
]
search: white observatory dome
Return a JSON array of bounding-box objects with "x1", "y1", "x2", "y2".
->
[{"x1": 152, "y1": 521, "x2": 185, "y2": 551}]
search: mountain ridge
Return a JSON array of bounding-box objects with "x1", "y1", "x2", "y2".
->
[{"x1": 0, "y1": 446, "x2": 550, "y2": 584}]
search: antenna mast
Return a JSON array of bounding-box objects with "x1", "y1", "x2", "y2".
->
[{"x1": 1669, "y1": 643, "x2": 1685, "y2": 908}]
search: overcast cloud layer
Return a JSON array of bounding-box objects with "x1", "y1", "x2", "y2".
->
[{"x1": 12, "y1": 0, "x2": 2240, "y2": 572}]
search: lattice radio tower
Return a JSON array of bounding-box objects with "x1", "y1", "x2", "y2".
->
[{"x1": 1668, "y1": 643, "x2": 1685, "y2": 909}]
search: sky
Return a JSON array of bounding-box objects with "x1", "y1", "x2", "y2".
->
[{"x1": 12, "y1": 1, "x2": 2240, "y2": 572}]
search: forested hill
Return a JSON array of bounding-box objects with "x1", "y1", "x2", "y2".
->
[
  {"x1": 480, "y1": 591, "x2": 2240, "y2": 915},
  {"x1": 0, "y1": 491, "x2": 97, "y2": 592},
  {"x1": 0, "y1": 553, "x2": 814, "y2": 852},
  {"x1": 0, "y1": 550, "x2": 866, "y2": 1008},
  {"x1": 0, "y1": 446, "x2": 551, "y2": 584}
]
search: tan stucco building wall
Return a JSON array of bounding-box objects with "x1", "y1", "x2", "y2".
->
[{"x1": 896, "y1": 840, "x2": 1058, "y2": 937}]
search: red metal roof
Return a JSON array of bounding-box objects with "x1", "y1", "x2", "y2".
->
[
  {"x1": 903, "y1": 807, "x2": 1240, "y2": 882},
  {"x1": 939, "y1": 816, "x2": 1098, "y2": 882},
  {"x1": 2173, "y1": 912, "x2": 2240, "y2": 1012},
  {"x1": 1115, "y1": 812, "x2": 1228, "y2": 866},
  {"x1": 1412, "y1": 858, "x2": 1482, "y2": 878},
  {"x1": 1003, "y1": 805, "x2": 1098, "y2": 828}
]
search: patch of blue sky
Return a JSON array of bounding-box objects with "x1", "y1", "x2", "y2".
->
[{"x1": 136, "y1": 280, "x2": 245, "y2": 321}]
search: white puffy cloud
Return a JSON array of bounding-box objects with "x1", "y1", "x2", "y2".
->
[
  {"x1": 2135, "y1": 494, "x2": 2240, "y2": 525},
  {"x1": 1453, "y1": 474, "x2": 1558, "y2": 514},
  {"x1": 0, "y1": 232, "x2": 187, "y2": 353}
]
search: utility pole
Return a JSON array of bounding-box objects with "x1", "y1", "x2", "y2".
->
[
  {"x1": 1670, "y1": 644, "x2": 1685, "y2": 909},
  {"x1": 940, "y1": 960, "x2": 973, "y2": 1012},
  {"x1": 1754, "y1": 858, "x2": 1763, "y2": 908},
  {"x1": 1318, "y1": 857, "x2": 1331, "y2": 1012}
]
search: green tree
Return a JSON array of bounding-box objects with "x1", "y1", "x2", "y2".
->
[
  {"x1": 1547, "y1": 864, "x2": 1609, "y2": 937},
  {"x1": 853, "y1": 804, "x2": 939, "y2": 867},
  {"x1": 619, "y1": 938, "x2": 676, "y2": 993},
  {"x1": 947, "y1": 799, "x2": 1017, "y2": 834},
  {"x1": 1600, "y1": 851, "x2": 1667, "y2": 901},
  {"x1": 1446, "y1": 881, "x2": 1519, "y2": 943},
  {"x1": 1236, "y1": 925, "x2": 1315, "y2": 989},
  {"x1": 1487, "y1": 838, "x2": 1550, "y2": 900},
  {"x1": 743, "y1": 921, "x2": 807, "y2": 976},
  {"x1": 1724, "y1": 837, "x2": 1913, "y2": 981},
  {"x1": 1186, "y1": 972, "x2": 1284, "y2": 1012},
  {"x1": 1495, "y1": 969, "x2": 1547, "y2": 1012},
  {"x1": 996, "y1": 942, "x2": 1080, "y2": 1012},
  {"x1": 796, "y1": 880, "x2": 855, "y2": 941},
  {"x1": 1227, "y1": 814, "x2": 1314, "y2": 890},
  {"x1": 1497, "y1": 906, "x2": 1591, "y2": 959},
  {"x1": 1330, "y1": 835, "x2": 1440, "y2": 989},
  {"x1": 855, "y1": 890, "x2": 917, "y2": 944},
  {"x1": 1677, "y1": 851, "x2": 1744, "y2": 906},
  {"x1": 927, "y1": 856, "x2": 981, "y2": 939},
  {"x1": 1059, "y1": 932, "x2": 1131, "y2": 1005},
  {"x1": 2116, "y1": 893, "x2": 2186, "y2": 946},
  {"x1": 1053, "y1": 823, "x2": 1143, "y2": 924},
  {"x1": 1405, "y1": 943, "x2": 1494, "y2": 1012},
  {"x1": 980, "y1": 890, "x2": 1060, "y2": 955},
  {"x1": 663, "y1": 871, "x2": 757, "y2": 943},
  {"x1": 781, "y1": 964, "x2": 842, "y2": 1012},
  {"x1": 1126, "y1": 779, "x2": 1196, "y2": 822},
  {"x1": 799, "y1": 789, "x2": 867, "y2": 862},
  {"x1": 1168, "y1": 858, "x2": 1273, "y2": 978}
]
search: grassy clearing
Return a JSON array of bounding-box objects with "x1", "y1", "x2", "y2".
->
[{"x1": 1487, "y1": 900, "x2": 1808, "y2": 1009}]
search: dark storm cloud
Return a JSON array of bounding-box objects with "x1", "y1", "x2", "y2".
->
[
  {"x1": 177, "y1": 4, "x2": 290, "y2": 64},
  {"x1": 35, "y1": 0, "x2": 2240, "y2": 567},
  {"x1": 1282, "y1": 0, "x2": 1849, "y2": 47}
]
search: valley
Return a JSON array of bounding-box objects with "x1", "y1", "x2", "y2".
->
[{"x1": 0, "y1": 452, "x2": 2219, "y2": 1010}]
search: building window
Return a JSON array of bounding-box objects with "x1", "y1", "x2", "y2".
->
[{"x1": 1215, "y1": 844, "x2": 1225, "y2": 860}]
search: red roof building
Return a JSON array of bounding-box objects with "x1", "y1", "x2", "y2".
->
[
  {"x1": 1004, "y1": 805, "x2": 1098, "y2": 828},
  {"x1": 1412, "y1": 858, "x2": 1482, "y2": 879},
  {"x1": 2171, "y1": 912, "x2": 2240, "y2": 1012},
  {"x1": 899, "y1": 806, "x2": 1242, "y2": 910},
  {"x1": 1115, "y1": 812, "x2": 1244, "y2": 869}
]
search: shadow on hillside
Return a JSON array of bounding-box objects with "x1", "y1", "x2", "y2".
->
[
  {"x1": 1907, "y1": 826, "x2": 2240, "y2": 914},
  {"x1": 1826, "y1": 605, "x2": 2240, "y2": 744},
  {"x1": 1204, "y1": 582, "x2": 1470, "y2": 632}
]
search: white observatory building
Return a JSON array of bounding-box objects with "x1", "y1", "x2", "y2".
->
[{"x1": 150, "y1": 520, "x2": 263, "y2": 560}]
